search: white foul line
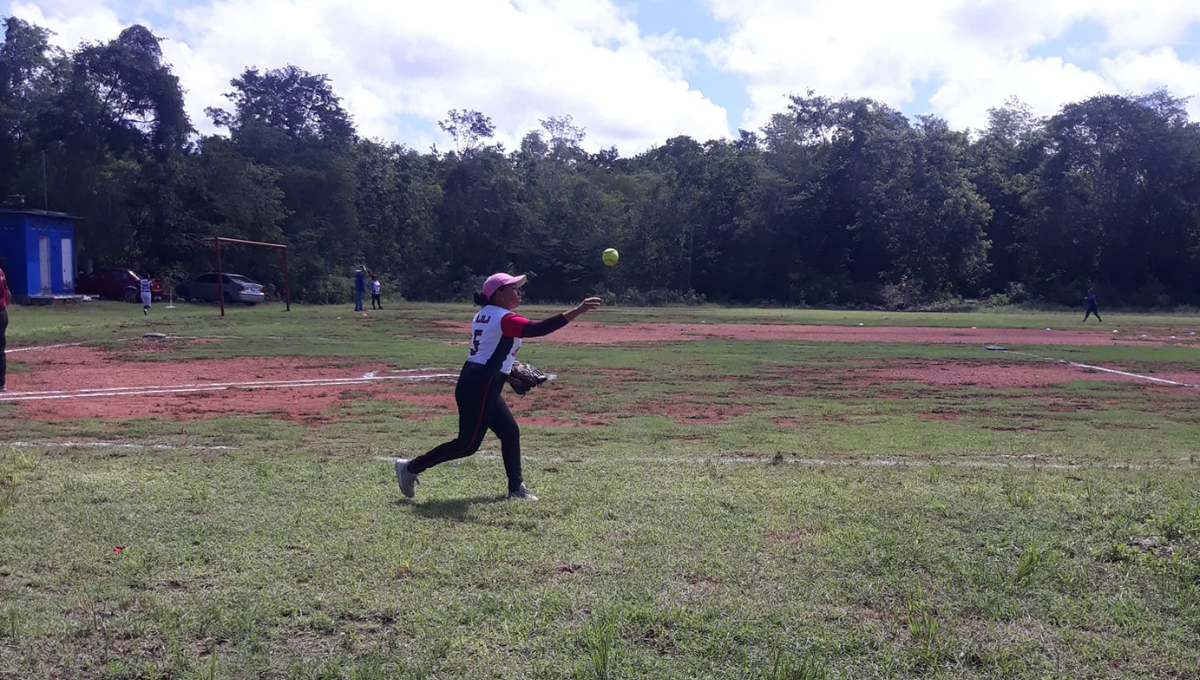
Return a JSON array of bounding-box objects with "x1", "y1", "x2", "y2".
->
[
  {"x1": 375, "y1": 454, "x2": 1195, "y2": 472},
  {"x1": 0, "y1": 372, "x2": 459, "y2": 402},
  {"x1": 3, "y1": 343, "x2": 83, "y2": 353},
  {"x1": 3, "y1": 441, "x2": 235, "y2": 451},
  {"x1": 998, "y1": 349, "x2": 1200, "y2": 389},
  {"x1": 1063, "y1": 361, "x2": 1199, "y2": 388}
]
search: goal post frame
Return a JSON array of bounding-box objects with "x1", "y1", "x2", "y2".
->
[{"x1": 214, "y1": 237, "x2": 291, "y2": 317}]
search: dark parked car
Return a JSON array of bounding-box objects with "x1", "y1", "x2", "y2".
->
[
  {"x1": 75, "y1": 268, "x2": 162, "y2": 302},
  {"x1": 176, "y1": 272, "x2": 266, "y2": 305}
]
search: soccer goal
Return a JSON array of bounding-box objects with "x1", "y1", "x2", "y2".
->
[{"x1": 213, "y1": 237, "x2": 291, "y2": 317}]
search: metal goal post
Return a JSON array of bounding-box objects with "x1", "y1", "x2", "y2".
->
[{"x1": 214, "y1": 237, "x2": 291, "y2": 317}]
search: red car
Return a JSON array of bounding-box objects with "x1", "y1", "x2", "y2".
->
[{"x1": 75, "y1": 268, "x2": 163, "y2": 302}]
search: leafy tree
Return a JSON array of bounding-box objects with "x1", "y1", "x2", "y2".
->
[
  {"x1": 438, "y1": 109, "x2": 495, "y2": 155},
  {"x1": 1023, "y1": 92, "x2": 1200, "y2": 304},
  {"x1": 208, "y1": 65, "x2": 354, "y2": 147},
  {"x1": 70, "y1": 25, "x2": 191, "y2": 154},
  {"x1": 18, "y1": 24, "x2": 193, "y2": 268},
  {"x1": 0, "y1": 17, "x2": 66, "y2": 197},
  {"x1": 967, "y1": 98, "x2": 1039, "y2": 297},
  {"x1": 206, "y1": 65, "x2": 360, "y2": 299},
  {"x1": 8, "y1": 14, "x2": 1200, "y2": 307}
]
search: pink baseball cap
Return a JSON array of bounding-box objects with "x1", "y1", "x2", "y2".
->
[{"x1": 482, "y1": 272, "x2": 527, "y2": 298}]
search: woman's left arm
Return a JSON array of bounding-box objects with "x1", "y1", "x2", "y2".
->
[{"x1": 502, "y1": 297, "x2": 602, "y2": 338}]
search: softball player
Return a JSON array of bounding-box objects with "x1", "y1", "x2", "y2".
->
[
  {"x1": 395, "y1": 272, "x2": 600, "y2": 501},
  {"x1": 0, "y1": 264, "x2": 10, "y2": 391},
  {"x1": 140, "y1": 276, "x2": 152, "y2": 315},
  {"x1": 1083, "y1": 288, "x2": 1101, "y2": 323}
]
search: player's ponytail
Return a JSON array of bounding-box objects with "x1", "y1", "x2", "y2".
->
[{"x1": 473, "y1": 291, "x2": 491, "y2": 306}]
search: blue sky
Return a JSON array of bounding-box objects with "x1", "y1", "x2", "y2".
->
[
  {"x1": 10, "y1": 0, "x2": 1200, "y2": 154},
  {"x1": 625, "y1": 0, "x2": 752, "y2": 128}
]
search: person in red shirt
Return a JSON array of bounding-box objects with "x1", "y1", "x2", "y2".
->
[
  {"x1": 395, "y1": 272, "x2": 600, "y2": 501},
  {"x1": 0, "y1": 265, "x2": 10, "y2": 391}
]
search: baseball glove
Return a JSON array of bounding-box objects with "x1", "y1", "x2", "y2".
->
[{"x1": 507, "y1": 360, "x2": 549, "y2": 395}]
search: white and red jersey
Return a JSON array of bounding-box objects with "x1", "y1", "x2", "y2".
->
[{"x1": 464, "y1": 305, "x2": 530, "y2": 373}]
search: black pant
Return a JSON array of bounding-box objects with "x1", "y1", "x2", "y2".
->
[
  {"x1": 371, "y1": 293, "x2": 382, "y2": 309},
  {"x1": 0, "y1": 307, "x2": 7, "y2": 388},
  {"x1": 1084, "y1": 306, "x2": 1101, "y2": 322},
  {"x1": 408, "y1": 363, "x2": 523, "y2": 492}
]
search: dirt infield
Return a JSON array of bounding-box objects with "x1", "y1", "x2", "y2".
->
[{"x1": 2, "y1": 324, "x2": 1197, "y2": 423}]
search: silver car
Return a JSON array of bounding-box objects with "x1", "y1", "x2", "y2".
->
[{"x1": 177, "y1": 272, "x2": 267, "y2": 305}]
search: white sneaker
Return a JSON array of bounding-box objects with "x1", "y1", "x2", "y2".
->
[
  {"x1": 395, "y1": 459, "x2": 418, "y2": 498},
  {"x1": 507, "y1": 483, "x2": 538, "y2": 501}
]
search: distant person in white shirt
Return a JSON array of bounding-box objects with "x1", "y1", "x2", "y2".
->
[
  {"x1": 140, "y1": 276, "x2": 152, "y2": 315},
  {"x1": 370, "y1": 274, "x2": 382, "y2": 310}
]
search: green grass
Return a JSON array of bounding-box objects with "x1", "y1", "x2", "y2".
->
[
  {"x1": 1, "y1": 302, "x2": 1199, "y2": 678},
  {"x1": 2, "y1": 451, "x2": 1197, "y2": 679},
  {"x1": 5, "y1": 300, "x2": 1200, "y2": 351}
]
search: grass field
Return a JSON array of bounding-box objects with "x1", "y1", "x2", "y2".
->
[{"x1": 1, "y1": 301, "x2": 1198, "y2": 679}]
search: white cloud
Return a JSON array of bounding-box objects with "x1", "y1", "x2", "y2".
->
[
  {"x1": 9, "y1": 0, "x2": 1200, "y2": 151},
  {"x1": 931, "y1": 56, "x2": 1116, "y2": 131},
  {"x1": 703, "y1": 0, "x2": 1200, "y2": 132},
  {"x1": 10, "y1": 0, "x2": 732, "y2": 154},
  {"x1": 10, "y1": 0, "x2": 125, "y2": 49},
  {"x1": 1102, "y1": 47, "x2": 1200, "y2": 121}
]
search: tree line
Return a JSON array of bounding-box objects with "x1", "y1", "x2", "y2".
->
[{"x1": 3, "y1": 17, "x2": 1199, "y2": 307}]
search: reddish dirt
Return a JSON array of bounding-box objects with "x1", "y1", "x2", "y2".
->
[
  {"x1": 644, "y1": 398, "x2": 752, "y2": 424},
  {"x1": 855, "y1": 360, "x2": 1200, "y2": 389},
  {"x1": 3, "y1": 322, "x2": 1197, "y2": 424},
  {"x1": 4, "y1": 344, "x2": 458, "y2": 423}
]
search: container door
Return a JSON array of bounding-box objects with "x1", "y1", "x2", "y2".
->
[
  {"x1": 39, "y1": 236, "x2": 51, "y2": 292},
  {"x1": 61, "y1": 238, "x2": 74, "y2": 291}
]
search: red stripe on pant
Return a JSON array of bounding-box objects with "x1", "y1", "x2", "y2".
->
[{"x1": 407, "y1": 370, "x2": 497, "y2": 473}]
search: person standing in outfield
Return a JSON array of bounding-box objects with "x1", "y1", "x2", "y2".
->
[
  {"x1": 395, "y1": 273, "x2": 601, "y2": 501},
  {"x1": 370, "y1": 273, "x2": 382, "y2": 310},
  {"x1": 353, "y1": 268, "x2": 366, "y2": 312},
  {"x1": 1083, "y1": 287, "x2": 1102, "y2": 323},
  {"x1": 0, "y1": 264, "x2": 10, "y2": 391},
  {"x1": 140, "y1": 275, "x2": 153, "y2": 315}
]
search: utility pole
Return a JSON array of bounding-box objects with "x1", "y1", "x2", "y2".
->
[
  {"x1": 685, "y1": 189, "x2": 695, "y2": 292},
  {"x1": 687, "y1": 220, "x2": 695, "y2": 292}
]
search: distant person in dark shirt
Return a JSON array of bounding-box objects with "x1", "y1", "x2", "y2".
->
[
  {"x1": 1083, "y1": 288, "x2": 1102, "y2": 323},
  {"x1": 0, "y1": 265, "x2": 10, "y2": 391},
  {"x1": 353, "y1": 268, "x2": 366, "y2": 312}
]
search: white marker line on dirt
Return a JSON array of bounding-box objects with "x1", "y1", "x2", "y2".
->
[
  {"x1": 375, "y1": 455, "x2": 1193, "y2": 472},
  {"x1": 1000, "y1": 349, "x2": 1200, "y2": 389},
  {"x1": 1065, "y1": 361, "x2": 1199, "y2": 388},
  {"x1": 0, "y1": 373, "x2": 459, "y2": 402},
  {"x1": 4, "y1": 441, "x2": 235, "y2": 451},
  {"x1": 4, "y1": 343, "x2": 83, "y2": 353}
]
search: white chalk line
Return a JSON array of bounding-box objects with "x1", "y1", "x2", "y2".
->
[
  {"x1": 999, "y1": 349, "x2": 1200, "y2": 389},
  {"x1": 3, "y1": 441, "x2": 234, "y2": 451},
  {"x1": 0, "y1": 372, "x2": 459, "y2": 402},
  {"x1": 1069, "y1": 361, "x2": 1199, "y2": 388},
  {"x1": 6, "y1": 443, "x2": 1185, "y2": 470},
  {"x1": 375, "y1": 454, "x2": 1196, "y2": 472},
  {"x1": 4, "y1": 343, "x2": 83, "y2": 353}
]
